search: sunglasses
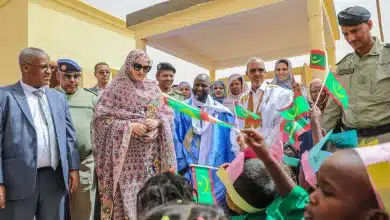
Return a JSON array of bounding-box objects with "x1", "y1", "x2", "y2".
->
[
  {"x1": 133, "y1": 63, "x2": 152, "y2": 73},
  {"x1": 249, "y1": 68, "x2": 265, "y2": 74}
]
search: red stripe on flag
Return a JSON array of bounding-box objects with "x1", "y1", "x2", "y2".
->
[
  {"x1": 200, "y1": 111, "x2": 209, "y2": 121},
  {"x1": 208, "y1": 168, "x2": 217, "y2": 204},
  {"x1": 310, "y1": 49, "x2": 326, "y2": 56},
  {"x1": 191, "y1": 166, "x2": 199, "y2": 201},
  {"x1": 310, "y1": 64, "x2": 326, "y2": 71}
]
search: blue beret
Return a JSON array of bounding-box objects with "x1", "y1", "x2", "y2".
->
[
  {"x1": 157, "y1": 62, "x2": 176, "y2": 74},
  {"x1": 57, "y1": 59, "x2": 82, "y2": 73},
  {"x1": 338, "y1": 6, "x2": 371, "y2": 26}
]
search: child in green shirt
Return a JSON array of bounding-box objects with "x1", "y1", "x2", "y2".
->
[{"x1": 224, "y1": 129, "x2": 309, "y2": 220}]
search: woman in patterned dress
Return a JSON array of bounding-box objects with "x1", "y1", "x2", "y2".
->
[{"x1": 91, "y1": 49, "x2": 177, "y2": 220}]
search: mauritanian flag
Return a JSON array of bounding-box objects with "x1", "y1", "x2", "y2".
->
[
  {"x1": 324, "y1": 71, "x2": 349, "y2": 110},
  {"x1": 280, "y1": 116, "x2": 311, "y2": 144},
  {"x1": 191, "y1": 165, "x2": 216, "y2": 205},
  {"x1": 162, "y1": 94, "x2": 235, "y2": 129},
  {"x1": 235, "y1": 104, "x2": 261, "y2": 120},
  {"x1": 279, "y1": 92, "x2": 310, "y2": 121},
  {"x1": 310, "y1": 50, "x2": 327, "y2": 71}
]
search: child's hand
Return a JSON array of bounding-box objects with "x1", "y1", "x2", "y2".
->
[
  {"x1": 236, "y1": 134, "x2": 248, "y2": 150},
  {"x1": 241, "y1": 129, "x2": 272, "y2": 161}
]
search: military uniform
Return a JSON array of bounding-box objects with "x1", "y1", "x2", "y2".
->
[
  {"x1": 321, "y1": 38, "x2": 390, "y2": 145},
  {"x1": 168, "y1": 89, "x2": 186, "y2": 101},
  {"x1": 57, "y1": 59, "x2": 99, "y2": 220}
]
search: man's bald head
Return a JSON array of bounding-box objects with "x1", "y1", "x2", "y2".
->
[
  {"x1": 19, "y1": 47, "x2": 49, "y2": 66},
  {"x1": 194, "y1": 74, "x2": 211, "y2": 84},
  {"x1": 193, "y1": 74, "x2": 211, "y2": 103}
]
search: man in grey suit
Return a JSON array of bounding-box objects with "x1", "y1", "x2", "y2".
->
[
  {"x1": 0, "y1": 47, "x2": 80, "y2": 220},
  {"x1": 89, "y1": 62, "x2": 110, "y2": 96}
]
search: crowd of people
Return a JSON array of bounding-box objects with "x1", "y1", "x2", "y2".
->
[{"x1": 0, "y1": 5, "x2": 389, "y2": 220}]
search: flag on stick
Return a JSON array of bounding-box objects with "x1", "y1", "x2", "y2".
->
[
  {"x1": 324, "y1": 71, "x2": 349, "y2": 110},
  {"x1": 190, "y1": 164, "x2": 216, "y2": 205},
  {"x1": 280, "y1": 117, "x2": 311, "y2": 144},
  {"x1": 279, "y1": 92, "x2": 310, "y2": 121},
  {"x1": 235, "y1": 104, "x2": 261, "y2": 120},
  {"x1": 162, "y1": 94, "x2": 238, "y2": 131},
  {"x1": 310, "y1": 50, "x2": 327, "y2": 71}
]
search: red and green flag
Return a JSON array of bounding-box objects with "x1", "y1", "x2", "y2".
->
[
  {"x1": 162, "y1": 95, "x2": 235, "y2": 129},
  {"x1": 324, "y1": 71, "x2": 349, "y2": 110},
  {"x1": 280, "y1": 116, "x2": 311, "y2": 144},
  {"x1": 235, "y1": 104, "x2": 261, "y2": 120},
  {"x1": 279, "y1": 92, "x2": 310, "y2": 121},
  {"x1": 310, "y1": 50, "x2": 327, "y2": 71},
  {"x1": 191, "y1": 165, "x2": 216, "y2": 205}
]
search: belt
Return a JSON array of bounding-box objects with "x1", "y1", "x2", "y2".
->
[{"x1": 343, "y1": 123, "x2": 390, "y2": 138}]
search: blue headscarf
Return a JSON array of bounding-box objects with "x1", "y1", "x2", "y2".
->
[{"x1": 211, "y1": 81, "x2": 226, "y2": 103}]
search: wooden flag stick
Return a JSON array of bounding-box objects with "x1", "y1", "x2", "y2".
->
[{"x1": 376, "y1": 0, "x2": 385, "y2": 42}]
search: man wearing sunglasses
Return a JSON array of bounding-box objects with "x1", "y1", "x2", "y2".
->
[
  {"x1": 156, "y1": 62, "x2": 186, "y2": 101},
  {"x1": 56, "y1": 59, "x2": 98, "y2": 220},
  {"x1": 0, "y1": 48, "x2": 80, "y2": 220},
  {"x1": 240, "y1": 57, "x2": 293, "y2": 144}
]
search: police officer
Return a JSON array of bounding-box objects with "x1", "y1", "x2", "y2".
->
[
  {"x1": 56, "y1": 59, "x2": 98, "y2": 220},
  {"x1": 321, "y1": 6, "x2": 390, "y2": 145},
  {"x1": 156, "y1": 62, "x2": 186, "y2": 101}
]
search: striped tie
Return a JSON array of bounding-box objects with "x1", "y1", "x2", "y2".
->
[{"x1": 33, "y1": 90, "x2": 59, "y2": 169}]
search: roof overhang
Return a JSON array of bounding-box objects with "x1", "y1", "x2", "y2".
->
[{"x1": 127, "y1": 0, "x2": 339, "y2": 70}]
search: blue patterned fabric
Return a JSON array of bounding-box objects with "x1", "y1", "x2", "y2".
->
[{"x1": 174, "y1": 99, "x2": 236, "y2": 204}]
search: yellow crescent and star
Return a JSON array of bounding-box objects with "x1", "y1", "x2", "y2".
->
[
  {"x1": 287, "y1": 103, "x2": 300, "y2": 119},
  {"x1": 311, "y1": 55, "x2": 323, "y2": 64},
  {"x1": 332, "y1": 80, "x2": 345, "y2": 99},
  {"x1": 198, "y1": 175, "x2": 210, "y2": 193}
]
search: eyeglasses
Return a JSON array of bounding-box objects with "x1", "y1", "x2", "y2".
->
[
  {"x1": 249, "y1": 68, "x2": 265, "y2": 74},
  {"x1": 133, "y1": 63, "x2": 152, "y2": 73},
  {"x1": 62, "y1": 73, "x2": 81, "y2": 81},
  {"x1": 24, "y1": 62, "x2": 56, "y2": 72}
]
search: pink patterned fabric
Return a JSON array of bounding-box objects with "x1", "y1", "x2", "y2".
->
[{"x1": 91, "y1": 50, "x2": 177, "y2": 220}]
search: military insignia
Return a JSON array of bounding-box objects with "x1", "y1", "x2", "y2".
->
[
  {"x1": 157, "y1": 64, "x2": 162, "y2": 70},
  {"x1": 61, "y1": 64, "x2": 67, "y2": 71}
]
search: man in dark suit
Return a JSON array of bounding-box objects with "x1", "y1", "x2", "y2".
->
[
  {"x1": 89, "y1": 62, "x2": 111, "y2": 96},
  {"x1": 0, "y1": 47, "x2": 80, "y2": 220}
]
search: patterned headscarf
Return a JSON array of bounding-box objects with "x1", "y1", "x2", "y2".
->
[
  {"x1": 308, "y1": 79, "x2": 329, "y2": 112},
  {"x1": 91, "y1": 49, "x2": 177, "y2": 216},
  {"x1": 178, "y1": 81, "x2": 193, "y2": 99},
  {"x1": 211, "y1": 80, "x2": 226, "y2": 103},
  {"x1": 271, "y1": 58, "x2": 295, "y2": 90}
]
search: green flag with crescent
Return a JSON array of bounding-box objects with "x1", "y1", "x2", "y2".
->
[
  {"x1": 191, "y1": 165, "x2": 216, "y2": 204},
  {"x1": 310, "y1": 50, "x2": 327, "y2": 71},
  {"x1": 280, "y1": 117, "x2": 311, "y2": 144},
  {"x1": 279, "y1": 92, "x2": 310, "y2": 121},
  {"x1": 324, "y1": 71, "x2": 349, "y2": 110},
  {"x1": 235, "y1": 104, "x2": 261, "y2": 120}
]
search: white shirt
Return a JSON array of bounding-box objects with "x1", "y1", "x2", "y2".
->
[{"x1": 20, "y1": 80, "x2": 51, "y2": 168}]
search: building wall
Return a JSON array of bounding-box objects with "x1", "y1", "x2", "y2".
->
[
  {"x1": 0, "y1": 0, "x2": 135, "y2": 87},
  {"x1": 0, "y1": 0, "x2": 28, "y2": 86},
  {"x1": 28, "y1": 0, "x2": 135, "y2": 87}
]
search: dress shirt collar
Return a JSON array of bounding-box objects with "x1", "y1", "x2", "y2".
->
[{"x1": 20, "y1": 80, "x2": 46, "y2": 94}]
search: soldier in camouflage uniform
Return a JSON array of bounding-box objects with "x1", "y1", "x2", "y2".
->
[
  {"x1": 156, "y1": 62, "x2": 186, "y2": 101},
  {"x1": 56, "y1": 59, "x2": 98, "y2": 220},
  {"x1": 321, "y1": 6, "x2": 390, "y2": 146}
]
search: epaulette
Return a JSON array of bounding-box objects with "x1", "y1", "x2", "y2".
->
[
  {"x1": 385, "y1": 43, "x2": 390, "y2": 48},
  {"x1": 336, "y1": 53, "x2": 354, "y2": 66},
  {"x1": 84, "y1": 88, "x2": 98, "y2": 96}
]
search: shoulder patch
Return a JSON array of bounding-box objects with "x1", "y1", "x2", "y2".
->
[
  {"x1": 336, "y1": 53, "x2": 354, "y2": 66},
  {"x1": 84, "y1": 88, "x2": 98, "y2": 96},
  {"x1": 385, "y1": 43, "x2": 390, "y2": 48}
]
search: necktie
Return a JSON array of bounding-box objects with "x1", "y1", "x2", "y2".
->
[{"x1": 33, "y1": 90, "x2": 59, "y2": 169}]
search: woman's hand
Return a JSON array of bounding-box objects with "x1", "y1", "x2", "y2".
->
[
  {"x1": 310, "y1": 105, "x2": 322, "y2": 126},
  {"x1": 131, "y1": 123, "x2": 147, "y2": 136},
  {"x1": 241, "y1": 129, "x2": 272, "y2": 162},
  {"x1": 144, "y1": 119, "x2": 160, "y2": 131}
]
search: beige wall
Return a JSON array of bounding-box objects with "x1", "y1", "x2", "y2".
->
[
  {"x1": 0, "y1": 0, "x2": 28, "y2": 86},
  {"x1": 0, "y1": 0, "x2": 135, "y2": 87}
]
